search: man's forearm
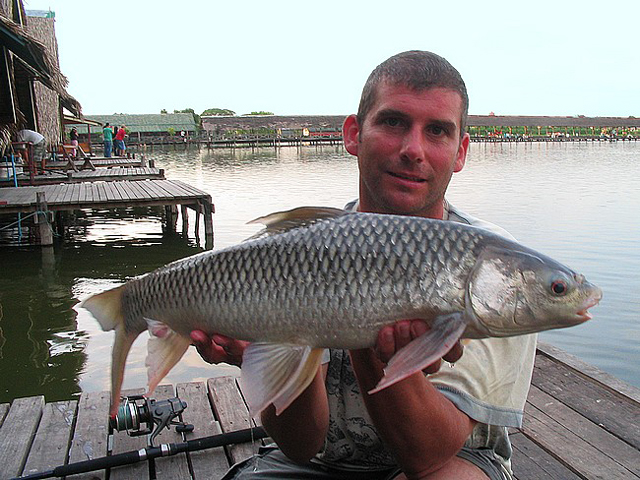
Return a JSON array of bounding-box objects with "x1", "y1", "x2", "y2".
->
[
  {"x1": 260, "y1": 367, "x2": 329, "y2": 463},
  {"x1": 349, "y1": 349, "x2": 474, "y2": 476}
]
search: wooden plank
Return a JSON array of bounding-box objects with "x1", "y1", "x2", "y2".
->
[
  {"x1": 110, "y1": 388, "x2": 149, "y2": 480},
  {"x1": 527, "y1": 385, "x2": 640, "y2": 476},
  {"x1": 207, "y1": 376, "x2": 260, "y2": 466},
  {"x1": 0, "y1": 403, "x2": 8, "y2": 425},
  {"x1": 0, "y1": 395, "x2": 45, "y2": 480},
  {"x1": 151, "y1": 384, "x2": 191, "y2": 479},
  {"x1": 510, "y1": 431, "x2": 582, "y2": 480},
  {"x1": 537, "y1": 343, "x2": 640, "y2": 404},
  {"x1": 532, "y1": 354, "x2": 640, "y2": 449},
  {"x1": 67, "y1": 390, "x2": 111, "y2": 480},
  {"x1": 177, "y1": 382, "x2": 230, "y2": 479},
  {"x1": 22, "y1": 400, "x2": 77, "y2": 477},
  {"x1": 522, "y1": 394, "x2": 638, "y2": 479}
]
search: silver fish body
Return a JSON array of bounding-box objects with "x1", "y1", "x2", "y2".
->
[{"x1": 83, "y1": 208, "x2": 602, "y2": 416}]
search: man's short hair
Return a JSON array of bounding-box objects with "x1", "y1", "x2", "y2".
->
[{"x1": 357, "y1": 50, "x2": 469, "y2": 136}]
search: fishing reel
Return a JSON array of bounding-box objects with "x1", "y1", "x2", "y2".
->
[{"x1": 111, "y1": 395, "x2": 194, "y2": 446}]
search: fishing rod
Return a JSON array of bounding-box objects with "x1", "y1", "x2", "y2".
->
[{"x1": 12, "y1": 395, "x2": 268, "y2": 480}]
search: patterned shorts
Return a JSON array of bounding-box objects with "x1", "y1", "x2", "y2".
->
[{"x1": 222, "y1": 445, "x2": 511, "y2": 480}]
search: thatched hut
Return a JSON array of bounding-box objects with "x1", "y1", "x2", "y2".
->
[{"x1": 0, "y1": 1, "x2": 81, "y2": 156}]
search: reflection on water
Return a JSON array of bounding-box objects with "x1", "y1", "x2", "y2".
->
[{"x1": 0, "y1": 141, "x2": 638, "y2": 403}]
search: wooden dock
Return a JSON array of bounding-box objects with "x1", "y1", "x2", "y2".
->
[
  {"x1": 0, "y1": 344, "x2": 638, "y2": 480},
  {"x1": 46, "y1": 157, "x2": 145, "y2": 170},
  {"x1": 0, "y1": 179, "x2": 214, "y2": 247},
  {"x1": 0, "y1": 167, "x2": 165, "y2": 187}
]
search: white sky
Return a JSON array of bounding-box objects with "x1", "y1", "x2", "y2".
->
[{"x1": 22, "y1": 0, "x2": 640, "y2": 117}]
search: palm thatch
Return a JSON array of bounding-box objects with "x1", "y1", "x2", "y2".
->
[{"x1": 0, "y1": 6, "x2": 81, "y2": 154}]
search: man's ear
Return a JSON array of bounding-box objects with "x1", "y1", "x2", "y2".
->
[
  {"x1": 454, "y1": 132, "x2": 470, "y2": 173},
  {"x1": 342, "y1": 114, "x2": 360, "y2": 156}
]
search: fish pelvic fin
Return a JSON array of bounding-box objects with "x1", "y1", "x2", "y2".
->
[
  {"x1": 239, "y1": 343, "x2": 324, "y2": 416},
  {"x1": 246, "y1": 206, "x2": 347, "y2": 239},
  {"x1": 369, "y1": 312, "x2": 468, "y2": 394},
  {"x1": 145, "y1": 318, "x2": 191, "y2": 397}
]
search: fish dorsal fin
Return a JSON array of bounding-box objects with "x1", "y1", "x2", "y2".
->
[{"x1": 246, "y1": 206, "x2": 347, "y2": 238}]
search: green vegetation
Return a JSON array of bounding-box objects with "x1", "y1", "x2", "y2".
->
[
  {"x1": 201, "y1": 108, "x2": 236, "y2": 116},
  {"x1": 467, "y1": 125, "x2": 639, "y2": 138},
  {"x1": 245, "y1": 111, "x2": 274, "y2": 116}
]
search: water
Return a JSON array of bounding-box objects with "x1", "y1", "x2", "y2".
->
[{"x1": 0, "y1": 141, "x2": 638, "y2": 404}]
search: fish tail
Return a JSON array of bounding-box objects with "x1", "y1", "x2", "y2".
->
[
  {"x1": 82, "y1": 285, "x2": 126, "y2": 332},
  {"x1": 82, "y1": 286, "x2": 138, "y2": 417}
]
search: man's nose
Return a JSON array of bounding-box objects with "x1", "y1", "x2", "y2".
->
[{"x1": 399, "y1": 127, "x2": 425, "y2": 162}]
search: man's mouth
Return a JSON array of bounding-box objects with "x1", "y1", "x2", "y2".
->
[{"x1": 388, "y1": 171, "x2": 426, "y2": 182}]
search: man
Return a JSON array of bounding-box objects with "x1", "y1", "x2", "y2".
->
[
  {"x1": 103, "y1": 123, "x2": 113, "y2": 157},
  {"x1": 115, "y1": 125, "x2": 126, "y2": 157},
  {"x1": 16, "y1": 129, "x2": 46, "y2": 173},
  {"x1": 192, "y1": 51, "x2": 536, "y2": 479}
]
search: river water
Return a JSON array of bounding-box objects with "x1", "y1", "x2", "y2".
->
[{"x1": 0, "y1": 141, "x2": 638, "y2": 404}]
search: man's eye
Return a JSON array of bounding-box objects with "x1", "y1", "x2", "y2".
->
[
  {"x1": 383, "y1": 118, "x2": 402, "y2": 127},
  {"x1": 428, "y1": 125, "x2": 446, "y2": 136}
]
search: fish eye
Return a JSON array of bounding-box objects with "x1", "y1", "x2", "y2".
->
[{"x1": 550, "y1": 280, "x2": 568, "y2": 296}]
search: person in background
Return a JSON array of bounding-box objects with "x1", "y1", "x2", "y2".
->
[
  {"x1": 191, "y1": 50, "x2": 537, "y2": 480},
  {"x1": 16, "y1": 128, "x2": 46, "y2": 172},
  {"x1": 103, "y1": 123, "x2": 113, "y2": 157},
  {"x1": 115, "y1": 125, "x2": 127, "y2": 157},
  {"x1": 69, "y1": 127, "x2": 79, "y2": 158}
]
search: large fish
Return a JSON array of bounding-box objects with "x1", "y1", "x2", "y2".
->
[{"x1": 82, "y1": 207, "x2": 602, "y2": 417}]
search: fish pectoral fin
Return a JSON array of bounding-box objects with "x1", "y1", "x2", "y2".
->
[
  {"x1": 239, "y1": 343, "x2": 324, "y2": 416},
  {"x1": 369, "y1": 312, "x2": 467, "y2": 394},
  {"x1": 145, "y1": 318, "x2": 190, "y2": 396}
]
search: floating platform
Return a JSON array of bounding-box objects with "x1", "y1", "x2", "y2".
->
[
  {"x1": 0, "y1": 167, "x2": 165, "y2": 187},
  {"x1": 0, "y1": 179, "x2": 214, "y2": 247},
  {"x1": 46, "y1": 157, "x2": 145, "y2": 170},
  {"x1": 0, "y1": 344, "x2": 638, "y2": 479}
]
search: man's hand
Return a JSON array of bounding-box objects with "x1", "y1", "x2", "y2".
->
[
  {"x1": 375, "y1": 319, "x2": 464, "y2": 374},
  {"x1": 190, "y1": 330, "x2": 248, "y2": 367}
]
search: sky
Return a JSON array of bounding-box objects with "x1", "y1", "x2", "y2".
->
[{"x1": 22, "y1": 0, "x2": 640, "y2": 118}]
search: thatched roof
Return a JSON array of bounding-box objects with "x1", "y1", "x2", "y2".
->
[
  {"x1": 0, "y1": 5, "x2": 83, "y2": 154},
  {"x1": 0, "y1": 14, "x2": 80, "y2": 116}
]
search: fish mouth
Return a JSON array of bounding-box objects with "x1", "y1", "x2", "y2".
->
[
  {"x1": 575, "y1": 289, "x2": 603, "y2": 323},
  {"x1": 388, "y1": 171, "x2": 426, "y2": 183}
]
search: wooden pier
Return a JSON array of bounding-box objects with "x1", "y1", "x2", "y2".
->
[
  {"x1": 0, "y1": 179, "x2": 214, "y2": 247},
  {"x1": 0, "y1": 343, "x2": 638, "y2": 480},
  {"x1": 45, "y1": 157, "x2": 146, "y2": 171},
  {"x1": 0, "y1": 167, "x2": 165, "y2": 187}
]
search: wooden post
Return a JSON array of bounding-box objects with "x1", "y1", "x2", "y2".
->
[
  {"x1": 164, "y1": 204, "x2": 178, "y2": 232},
  {"x1": 35, "y1": 192, "x2": 53, "y2": 246},
  {"x1": 194, "y1": 202, "x2": 202, "y2": 241},
  {"x1": 202, "y1": 200, "x2": 214, "y2": 250},
  {"x1": 181, "y1": 205, "x2": 189, "y2": 236}
]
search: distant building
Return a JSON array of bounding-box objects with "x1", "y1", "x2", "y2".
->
[
  {"x1": 82, "y1": 113, "x2": 198, "y2": 142},
  {"x1": 201, "y1": 115, "x2": 345, "y2": 137}
]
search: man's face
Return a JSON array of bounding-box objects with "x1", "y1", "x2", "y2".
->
[{"x1": 344, "y1": 83, "x2": 469, "y2": 219}]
